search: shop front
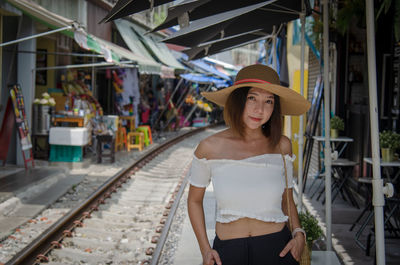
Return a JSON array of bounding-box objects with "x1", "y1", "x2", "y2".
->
[{"x1": 0, "y1": 0, "x2": 164, "y2": 166}]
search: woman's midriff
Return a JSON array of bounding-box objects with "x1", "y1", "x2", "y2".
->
[{"x1": 215, "y1": 218, "x2": 286, "y2": 240}]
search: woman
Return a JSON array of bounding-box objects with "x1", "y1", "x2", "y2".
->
[{"x1": 187, "y1": 64, "x2": 311, "y2": 265}]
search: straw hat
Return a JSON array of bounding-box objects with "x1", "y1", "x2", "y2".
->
[{"x1": 201, "y1": 64, "x2": 311, "y2": 115}]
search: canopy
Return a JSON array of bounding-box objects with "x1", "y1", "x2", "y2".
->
[
  {"x1": 123, "y1": 21, "x2": 185, "y2": 70},
  {"x1": 5, "y1": 0, "x2": 163, "y2": 75},
  {"x1": 180, "y1": 73, "x2": 228, "y2": 88},
  {"x1": 187, "y1": 59, "x2": 231, "y2": 81},
  {"x1": 203, "y1": 57, "x2": 239, "y2": 76},
  {"x1": 100, "y1": 0, "x2": 173, "y2": 23},
  {"x1": 152, "y1": 0, "x2": 309, "y2": 32},
  {"x1": 162, "y1": 1, "x2": 276, "y2": 47},
  {"x1": 182, "y1": 31, "x2": 271, "y2": 60}
]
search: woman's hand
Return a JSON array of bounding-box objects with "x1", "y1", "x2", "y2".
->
[
  {"x1": 202, "y1": 248, "x2": 222, "y2": 265},
  {"x1": 279, "y1": 233, "x2": 305, "y2": 261}
]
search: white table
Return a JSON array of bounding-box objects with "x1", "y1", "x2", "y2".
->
[
  {"x1": 312, "y1": 136, "x2": 354, "y2": 158},
  {"x1": 310, "y1": 136, "x2": 355, "y2": 202},
  {"x1": 363, "y1": 157, "x2": 400, "y2": 183},
  {"x1": 355, "y1": 158, "x2": 400, "y2": 252}
]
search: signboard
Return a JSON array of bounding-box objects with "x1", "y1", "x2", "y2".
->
[{"x1": 10, "y1": 84, "x2": 32, "y2": 150}]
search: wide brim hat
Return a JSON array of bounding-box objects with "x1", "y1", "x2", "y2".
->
[{"x1": 201, "y1": 64, "x2": 311, "y2": 115}]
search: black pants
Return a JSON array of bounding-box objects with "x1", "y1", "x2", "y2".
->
[{"x1": 212, "y1": 226, "x2": 299, "y2": 265}]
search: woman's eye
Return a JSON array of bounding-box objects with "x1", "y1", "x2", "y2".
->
[
  {"x1": 266, "y1": 99, "x2": 274, "y2": 104},
  {"x1": 247, "y1": 96, "x2": 256, "y2": 101}
]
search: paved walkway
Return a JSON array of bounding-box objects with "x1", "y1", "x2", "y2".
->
[
  {"x1": 173, "y1": 174, "x2": 400, "y2": 265},
  {"x1": 299, "y1": 176, "x2": 400, "y2": 265}
]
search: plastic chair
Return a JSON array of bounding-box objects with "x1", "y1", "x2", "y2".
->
[
  {"x1": 127, "y1": 132, "x2": 144, "y2": 151},
  {"x1": 136, "y1": 125, "x2": 152, "y2": 146}
]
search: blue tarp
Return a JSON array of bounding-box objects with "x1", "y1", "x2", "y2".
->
[
  {"x1": 180, "y1": 73, "x2": 229, "y2": 88},
  {"x1": 190, "y1": 59, "x2": 232, "y2": 81}
]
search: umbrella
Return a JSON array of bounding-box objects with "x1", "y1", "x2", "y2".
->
[
  {"x1": 161, "y1": 1, "x2": 304, "y2": 48},
  {"x1": 322, "y1": 0, "x2": 333, "y2": 251},
  {"x1": 365, "y1": 0, "x2": 388, "y2": 264},
  {"x1": 320, "y1": 1, "x2": 387, "y2": 262},
  {"x1": 152, "y1": 0, "x2": 308, "y2": 32},
  {"x1": 182, "y1": 30, "x2": 272, "y2": 60},
  {"x1": 100, "y1": 0, "x2": 173, "y2": 23}
]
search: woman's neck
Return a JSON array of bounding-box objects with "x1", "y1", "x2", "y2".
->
[{"x1": 242, "y1": 128, "x2": 265, "y2": 143}]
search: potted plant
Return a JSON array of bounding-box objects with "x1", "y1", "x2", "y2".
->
[
  {"x1": 379, "y1": 130, "x2": 400, "y2": 162},
  {"x1": 330, "y1": 115, "x2": 344, "y2": 138},
  {"x1": 298, "y1": 211, "x2": 323, "y2": 265}
]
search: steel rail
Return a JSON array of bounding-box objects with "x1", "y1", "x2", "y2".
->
[
  {"x1": 149, "y1": 174, "x2": 189, "y2": 265},
  {"x1": 7, "y1": 125, "x2": 215, "y2": 265}
]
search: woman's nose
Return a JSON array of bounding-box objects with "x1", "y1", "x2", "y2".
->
[{"x1": 253, "y1": 101, "x2": 264, "y2": 113}]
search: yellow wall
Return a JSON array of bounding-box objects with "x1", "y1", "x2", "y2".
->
[
  {"x1": 284, "y1": 21, "x2": 309, "y2": 177},
  {"x1": 289, "y1": 70, "x2": 308, "y2": 176},
  {"x1": 35, "y1": 37, "x2": 56, "y2": 98}
]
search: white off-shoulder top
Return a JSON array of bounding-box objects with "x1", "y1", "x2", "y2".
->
[{"x1": 188, "y1": 153, "x2": 296, "y2": 223}]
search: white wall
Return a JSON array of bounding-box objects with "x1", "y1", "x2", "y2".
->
[
  {"x1": 16, "y1": 16, "x2": 36, "y2": 166},
  {"x1": 33, "y1": 0, "x2": 87, "y2": 27}
]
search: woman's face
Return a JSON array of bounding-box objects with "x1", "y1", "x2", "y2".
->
[{"x1": 242, "y1": 87, "x2": 275, "y2": 130}]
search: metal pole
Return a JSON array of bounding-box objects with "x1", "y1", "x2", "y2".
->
[
  {"x1": 91, "y1": 56, "x2": 96, "y2": 98},
  {"x1": 154, "y1": 78, "x2": 184, "y2": 128},
  {"x1": 365, "y1": 0, "x2": 386, "y2": 263},
  {"x1": 7, "y1": 49, "x2": 104, "y2": 58},
  {"x1": 323, "y1": 0, "x2": 332, "y2": 251},
  {"x1": 0, "y1": 26, "x2": 72, "y2": 47},
  {"x1": 272, "y1": 26, "x2": 277, "y2": 70},
  {"x1": 297, "y1": 8, "x2": 306, "y2": 212},
  {"x1": 35, "y1": 61, "x2": 135, "y2": 71}
]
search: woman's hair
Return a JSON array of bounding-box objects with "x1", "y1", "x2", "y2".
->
[{"x1": 223, "y1": 87, "x2": 282, "y2": 146}]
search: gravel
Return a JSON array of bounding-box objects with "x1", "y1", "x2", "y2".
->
[{"x1": 0, "y1": 129, "x2": 198, "y2": 264}]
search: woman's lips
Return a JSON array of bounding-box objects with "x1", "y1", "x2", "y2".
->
[{"x1": 250, "y1": 117, "x2": 262, "y2": 122}]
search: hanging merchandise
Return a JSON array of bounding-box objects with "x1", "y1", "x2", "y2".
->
[
  {"x1": 112, "y1": 69, "x2": 125, "y2": 114},
  {"x1": 120, "y1": 68, "x2": 140, "y2": 127}
]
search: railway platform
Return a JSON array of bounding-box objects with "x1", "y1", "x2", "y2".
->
[{"x1": 172, "y1": 175, "x2": 400, "y2": 265}]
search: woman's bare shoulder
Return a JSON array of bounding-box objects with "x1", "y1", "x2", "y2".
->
[
  {"x1": 278, "y1": 135, "x2": 293, "y2": 156},
  {"x1": 194, "y1": 129, "x2": 232, "y2": 159}
]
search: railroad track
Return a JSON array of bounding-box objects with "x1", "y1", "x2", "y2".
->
[{"x1": 6, "y1": 126, "x2": 219, "y2": 265}]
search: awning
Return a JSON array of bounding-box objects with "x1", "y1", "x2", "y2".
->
[
  {"x1": 74, "y1": 30, "x2": 161, "y2": 74},
  {"x1": 203, "y1": 57, "x2": 239, "y2": 76},
  {"x1": 5, "y1": 0, "x2": 162, "y2": 75},
  {"x1": 187, "y1": 59, "x2": 232, "y2": 81},
  {"x1": 180, "y1": 73, "x2": 228, "y2": 88},
  {"x1": 114, "y1": 19, "x2": 185, "y2": 71}
]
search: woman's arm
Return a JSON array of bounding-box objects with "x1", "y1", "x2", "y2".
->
[
  {"x1": 187, "y1": 140, "x2": 221, "y2": 265},
  {"x1": 188, "y1": 186, "x2": 211, "y2": 254},
  {"x1": 188, "y1": 185, "x2": 221, "y2": 265},
  {"x1": 279, "y1": 136, "x2": 305, "y2": 260}
]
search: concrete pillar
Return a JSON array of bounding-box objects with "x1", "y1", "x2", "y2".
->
[{"x1": 16, "y1": 15, "x2": 36, "y2": 166}]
